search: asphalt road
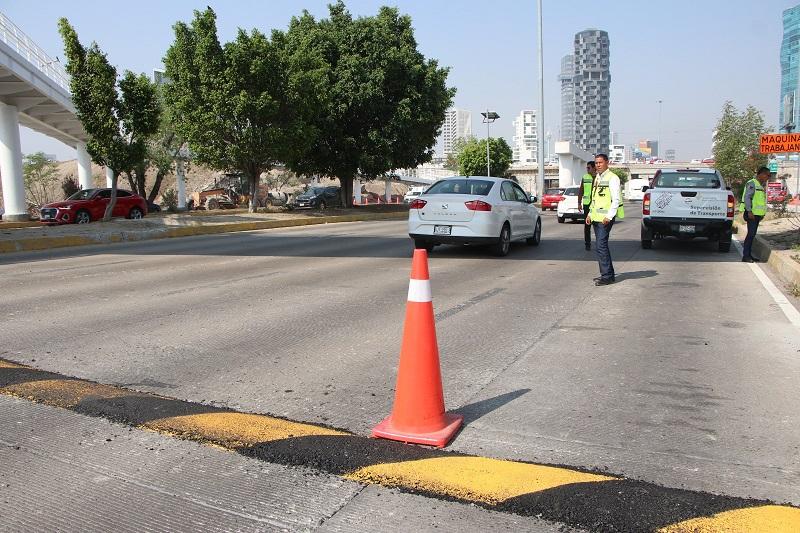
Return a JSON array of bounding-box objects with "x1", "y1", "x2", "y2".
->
[{"x1": 1, "y1": 208, "x2": 798, "y2": 521}]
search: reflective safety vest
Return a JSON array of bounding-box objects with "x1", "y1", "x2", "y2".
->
[
  {"x1": 739, "y1": 178, "x2": 766, "y2": 216},
  {"x1": 589, "y1": 172, "x2": 625, "y2": 221},
  {"x1": 581, "y1": 173, "x2": 593, "y2": 205}
]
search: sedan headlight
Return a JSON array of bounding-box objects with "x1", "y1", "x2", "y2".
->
[{"x1": 60, "y1": 205, "x2": 73, "y2": 210}]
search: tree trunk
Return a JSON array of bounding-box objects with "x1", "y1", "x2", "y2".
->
[
  {"x1": 339, "y1": 175, "x2": 354, "y2": 208},
  {"x1": 124, "y1": 171, "x2": 136, "y2": 194},
  {"x1": 148, "y1": 170, "x2": 166, "y2": 203},
  {"x1": 103, "y1": 171, "x2": 118, "y2": 222},
  {"x1": 135, "y1": 164, "x2": 147, "y2": 198},
  {"x1": 248, "y1": 174, "x2": 258, "y2": 213}
]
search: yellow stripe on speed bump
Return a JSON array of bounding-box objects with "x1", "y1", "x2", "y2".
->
[
  {"x1": 346, "y1": 456, "x2": 617, "y2": 504},
  {"x1": 2, "y1": 378, "x2": 129, "y2": 408},
  {"x1": 146, "y1": 412, "x2": 347, "y2": 447},
  {"x1": 658, "y1": 505, "x2": 800, "y2": 532}
]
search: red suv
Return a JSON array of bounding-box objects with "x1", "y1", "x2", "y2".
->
[
  {"x1": 40, "y1": 188, "x2": 148, "y2": 224},
  {"x1": 541, "y1": 188, "x2": 565, "y2": 210}
]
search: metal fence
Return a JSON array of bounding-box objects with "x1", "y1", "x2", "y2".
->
[{"x1": 0, "y1": 11, "x2": 70, "y2": 92}]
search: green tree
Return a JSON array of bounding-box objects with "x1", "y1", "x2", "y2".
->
[
  {"x1": 456, "y1": 137, "x2": 513, "y2": 177},
  {"x1": 23, "y1": 152, "x2": 59, "y2": 210},
  {"x1": 712, "y1": 101, "x2": 769, "y2": 195},
  {"x1": 285, "y1": 2, "x2": 455, "y2": 206},
  {"x1": 608, "y1": 167, "x2": 629, "y2": 187},
  {"x1": 163, "y1": 8, "x2": 323, "y2": 213},
  {"x1": 58, "y1": 19, "x2": 161, "y2": 221}
]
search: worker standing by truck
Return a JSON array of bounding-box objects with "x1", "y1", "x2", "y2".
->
[
  {"x1": 740, "y1": 167, "x2": 769, "y2": 263},
  {"x1": 577, "y1": 161, "x2": 596, "y2": 251},
  {"x1": 586, "y1": 154, "x2": 624, "y2": 285}
]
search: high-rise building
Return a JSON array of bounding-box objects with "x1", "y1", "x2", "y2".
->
[
  {"x1": 512, "y1": 110, "x2": 538, "y2": 164},
  {"x1": 638, "y1": 140, "x2": 658, "y2": 158},
  {"x1": 665, "y1": 149, "x2": 676, "y2": 161},
  {"x1": 609, "y1": 144, "x2": 625, "y2": 164},
  {"x1": 559, "y1": 55, "x2": 575, "y2": 142},
  {"x1": 440, "y1": 108, "x2": 472, "y2": 157},
  {"x1": 572, "y1": 29, "x2": 610, "y2": 155},
  {"x1": 781, "y1": 5, "x2": 800, "y2": 131}
]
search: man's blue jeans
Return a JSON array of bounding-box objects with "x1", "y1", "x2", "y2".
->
[
  {"x1": 742, "y1": 213, "x2": 763, "y2": 259},
  {"x1": 593, "y1": 220, "x2": 615, "y2": 280}
]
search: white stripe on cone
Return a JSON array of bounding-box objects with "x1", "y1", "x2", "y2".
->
[{"x1": 407, "y1": 279, "x2": 432, "y2": 303}]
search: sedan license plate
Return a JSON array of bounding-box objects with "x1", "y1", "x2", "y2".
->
[
  {"x1": 679, "y1": 225, "x2": 695, "y2": 233},
  {"x1": 433, "y1": 225, "x2": 451, "y2": 235}
]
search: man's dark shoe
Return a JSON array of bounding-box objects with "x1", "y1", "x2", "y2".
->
[
  {"x1": 742, "y1": 256, "x2": 755, "y2": 263},
  {"x1": 595, "y1": 277, "x2": 615, "y2": 286},
  {"x1": 585, "y1": 243, "x2": 591, "y2": 251}
]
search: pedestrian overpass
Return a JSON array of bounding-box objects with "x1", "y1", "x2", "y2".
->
[{"x1": 0, "y1": 12, "x2": 92, "y2": 221}]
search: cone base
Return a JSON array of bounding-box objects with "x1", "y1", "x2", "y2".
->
[{"x1": 371, "y1": 413, "x2": 463, "y2": 448}]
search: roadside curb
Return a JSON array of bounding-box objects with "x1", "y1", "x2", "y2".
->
[
  {"x1": 1, "y1": 357, "x2": 798, "y2": 532},
  {"x1": 734, "y1": 222, "x2": 800, "y2": 287},
  {"x1": 0, "y1": 212, "x2": 407, "y2": 254}
]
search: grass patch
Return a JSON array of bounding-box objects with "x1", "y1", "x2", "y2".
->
[{"x1": 788, "y1": 282, "x2": 800, "y2": 298}]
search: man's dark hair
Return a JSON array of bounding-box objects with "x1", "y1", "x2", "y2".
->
[
  {"x1": 595, "y1": 153, "x2": 609, "y2": 162},
  {"x1": 757, "y1": 166, "x2": 771, "y2": 176},
  {"x1": 586, "y1": 161, "x2": 596, "y2": 169}
]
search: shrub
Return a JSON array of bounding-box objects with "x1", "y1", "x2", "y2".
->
[
  {"x1": 161, "y1": 188, "x2": 178, "y2": 212},
  {"x1": 61, "y1": 174, "x2": 80, "y2": 199}
]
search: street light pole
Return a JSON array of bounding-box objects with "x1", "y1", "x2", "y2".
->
[
  {"x1": 481, "y1": 111, "x2": 500, "y2": 177},
  {"x1": 657, "y1": 99, "x2": 663, "y2": 158},
  {"x1": 536, "y1": 0, "x2": 545, "y2": 196}
]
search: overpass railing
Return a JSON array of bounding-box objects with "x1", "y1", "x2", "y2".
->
[{"x1": 0, "y1": 11, "x2": 70, "y2": 92}]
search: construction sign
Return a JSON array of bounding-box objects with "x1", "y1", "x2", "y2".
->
[{"x1": 760, "y1": 133, "x2": 800, "y2": 153}]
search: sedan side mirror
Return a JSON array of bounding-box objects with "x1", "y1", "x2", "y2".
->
[
  {"x1": 726, "y1": 186, "x2": 732, "y2": 191},
  {"x1": 530, "y1": 196, "x2": 538, "y2": 203},
  {"x1": 641, "y1": 186, "x2": 649, "y2": 192}
]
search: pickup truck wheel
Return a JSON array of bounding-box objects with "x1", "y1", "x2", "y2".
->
[
  {"x1": 557, "y1": 215, "x2": 565, "y2": 223},
  {"x1": 641, "y1": 239, "x2": 652, "y2": 249},
  {"x1": 718, "y1": 240, "x2": 731, "y2": 253}
]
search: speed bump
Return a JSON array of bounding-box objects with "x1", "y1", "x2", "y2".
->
[{"x1": 2, "y1": 358, "x2": 798, "y2": 532}]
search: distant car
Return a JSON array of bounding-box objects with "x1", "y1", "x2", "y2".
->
[
  {"x1": 292, "y1": 186, "x2": 341, "y2": 209},
  {"x1": 40, "y1": 188, "x2": 148, "y2": 224},
  {"x1": 540, "y1": 188, "x2": 565, "y2": 210},
  {"x1": 556, "y1": 186, "x2": 584, "y2": 223},
  {"x1": 408, "y1": 176, "x2": 541, "y2": 257},
  {"x1": 767, "y1": 182, "x2": 788, "y2": 203},
  {"x1": 403, "y1": 186, "x2": 427, "y2": 203}
]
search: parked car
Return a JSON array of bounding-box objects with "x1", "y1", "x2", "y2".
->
[
  {"x1": 540, "y1": 187, "x2": 565, "y2": 210},
  {"x1": 556, "y1": 186, "x2": 584, "y2": 223},
  {"x1": 292, "y1": 186, "x2": 341, "y2": 209},
  {"x1": 408, "y1": 176, "x2": 541, "y2": 257},
  {"x1": 641, "y1": 168, "x2": 734, "y2": 252},
  {"x1": 403, "y1": 186, "x2": 427, "y2": 203},
  {"x1": 147, "y1": 201, "x2": 162, "y2": 213},
  {"x1": 40, "y1": 188, "x2": 148, "y2": 224}
]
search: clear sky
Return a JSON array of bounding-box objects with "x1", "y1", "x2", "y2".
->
[{"x1": 4, "y1": 0, "x2": 797, "y2": 162}]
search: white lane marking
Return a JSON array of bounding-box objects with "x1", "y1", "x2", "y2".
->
[
  {"x1": 407, "y1": 279, "x2": 432, "y2": 303},
  {"x1": 733, "y1": 236, "x2": 800, "y2": 327}
]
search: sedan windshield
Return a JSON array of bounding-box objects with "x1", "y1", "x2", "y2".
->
[
  {"x1": 300, "y1": 188, "x2": 325, "y2": 197},
  {"x1": 67, "y1": 189, "x2": 96, "y2": 200},
  {"x1": 563, "y1": 187, "x2": 579, "y2": 196},
  {"x1": 425, "y1": 179, "x2": 493, "y2": 196}
]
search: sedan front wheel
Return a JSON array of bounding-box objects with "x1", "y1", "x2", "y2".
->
[{"x1": 75, "y1": 210, "x2": 91, "y2": 224}]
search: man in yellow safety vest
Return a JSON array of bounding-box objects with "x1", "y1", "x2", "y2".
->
[
  {"x1": 576, "y1": 161, "x2": 596, "y2": 251},
  {"x1": 586, "y1": 153, "x2": 624, "y2": 285},
  {"x1": 740, "y1": 167, "x2": 769, "y2": 263}
]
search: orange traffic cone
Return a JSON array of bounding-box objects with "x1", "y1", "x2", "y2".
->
[{"x1": 372, "y1": 249, "x2": 463, "y2": 447}]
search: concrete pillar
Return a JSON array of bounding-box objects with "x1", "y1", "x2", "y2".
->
[
  {"x1": 0, "y1": 102, "x2": 28, "y2": 221},
  {"x1": 76, "y1": 142, "x2": 93, "y2": 190},
  {"x1": 176, "y1": 159, "x2": 186, "y2": 210},
  {"x1": 384, "y1": 179, "x2": 391, "y2": 203},
  {"x1": 555, "y1": 141, "x2": 592, "y2": 189},
  {"x1": 353, "y1": 179, "x2": 361, "y2": 205},
  {"x1": 105, "y1": 166, "x2": 114, "y2": 187}
]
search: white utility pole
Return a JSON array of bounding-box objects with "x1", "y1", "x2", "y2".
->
[{"x1": 536, "y1": 0, "x2": 545, "y2": 198}]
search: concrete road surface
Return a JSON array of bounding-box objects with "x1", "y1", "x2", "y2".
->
[{"x1": 1, "y1": 208, "x2": 798, "y2": 529}]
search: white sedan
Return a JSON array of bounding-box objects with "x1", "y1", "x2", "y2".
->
[{"x1": 408, "y1": 176, "x2": 541, "y2": 256}]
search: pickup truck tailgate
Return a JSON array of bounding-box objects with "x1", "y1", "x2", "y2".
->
[{"x1": 649, "y1": 189, "x2": 728, "y2": 218}]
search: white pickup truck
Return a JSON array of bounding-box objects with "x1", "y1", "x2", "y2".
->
[{"x1": 641, "y1": 168, "x2": 735, "y2": 252}]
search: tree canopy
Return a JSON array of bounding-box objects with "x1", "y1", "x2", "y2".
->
[
  {"x1": 285, "y1": 1, "x2": 455, "y2": 205},
  {"x1": 58, "y1": 18, "x2": 160, "y2": 220},
  {"x1": 712, "y1": 101, "x2": 769, "y2": 195},
  {"x1": 163, "y1": 8, "x2": 324, "y2": 212},
  {"x1": 23, "y1": 152, "x2": 59, "y2": 210},
  {"x1": 456, "y1": 137, "x2": 513, "y2": 177}
]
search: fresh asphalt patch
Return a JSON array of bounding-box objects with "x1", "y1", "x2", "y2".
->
[{"x1": 1, "y1": 358, "x2": 798, "y2": 532}]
